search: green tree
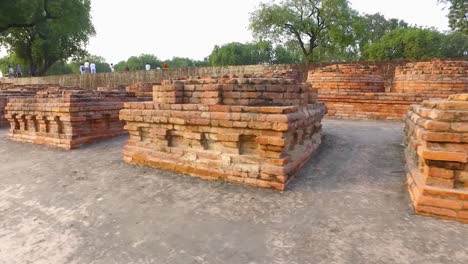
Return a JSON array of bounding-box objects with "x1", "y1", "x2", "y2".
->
[
  {"x1": 166, "y1": 57, "x2": 208, "y2": 68},
  {"x1": 250, "y1": 0, "x2": 355, "y2": 62},
  {"x1": 115, "y1": 54, "x2": 162, "y2": 71},
  {"x1": 439, "y1": 0, "x2": 468, "y2": 33},
  {"x1": 208, "y1": 42, "x2": 257, "y2": 66},
  {"x1": 0, "y1": 0, "x2": 59, "y2": 33},
  {"x1": 207, "y1": 41, "x2": 301, "y2": 66},
  {"x1": 440, "y1": 32, "x2": 468, "y2": 58},
  {"x1": 46, "y1": 61, "x2": 73, "y2": 76},
  {"x1": 363, "y1": 28, "x2": 445, "y2": 61},
  {"x1": 351, "y1": 13, "x2": 408, "y2": 59},
  {"x1": 0, "y1": 0, "x2": 95, "y2": 76}
]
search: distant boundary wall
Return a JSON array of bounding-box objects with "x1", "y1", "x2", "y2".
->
[
  {"x1": 0, "y1": 61, "x2": 411, "y2": 89},
  {"x1": 0, "y1": 64, "x2": 307, "y2": 89}
]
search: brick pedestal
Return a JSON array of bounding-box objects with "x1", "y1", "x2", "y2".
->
[
  {"x1": 6, "y1": 90, "x2": 139, "y2": 149},
  {"x1": 120, "y1": 73, "x2": 327, "y2": 190},
  {"x1": 405, "y1": 94, "x2": 468, "y2": 223}
]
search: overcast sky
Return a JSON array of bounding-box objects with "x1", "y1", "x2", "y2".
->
[{"x1": 0, "y1": 0, "x2": 450, "y2": 63}]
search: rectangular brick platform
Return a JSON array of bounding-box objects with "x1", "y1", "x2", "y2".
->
[
  {"x1": 319, "y1": 91, "x2": 446, "y2": 120},
  {"x1": 120, "y1": 73, "x2": 327, "y2": 190},
  {"x1": 405, "y1": 94, "x2": 468, "y2": 223},
  {"x1": 6, "y1": 90, "x2": 139, "y2": 149}
]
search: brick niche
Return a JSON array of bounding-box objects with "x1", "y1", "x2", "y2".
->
[
  {"x1": 6, "y1": 90, "x2": 138, "y2": 149},
  {"x1": 405, "y1": 94, "x2": 468, "y2": 223},
  {"x1": 120, "y1": 73, "x2": 327, "y2": 190}
]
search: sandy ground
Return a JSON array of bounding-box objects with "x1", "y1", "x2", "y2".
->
[{"x1": 0, "y1": 119, "x2": 467, "y2": 264}]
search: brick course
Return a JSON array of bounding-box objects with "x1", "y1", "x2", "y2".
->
[
  {"x1": 308, "y1": 60, "x2": 467, "y2": 120},
  {"x1": 120, "y1": 72, "x2": 327, "y2": 190},
  {"x1": 308, "y1": 64, "x2": 385, "y2": 93},
  {"x1": 405, "y1": 94, "x2": 468, "y2": 223},
  {"x1": 5, "y1": 90, "x2": 139, "y2": 149},
  {"x1": 394, "y1": 60, "x2": 467, "y2": 95}
]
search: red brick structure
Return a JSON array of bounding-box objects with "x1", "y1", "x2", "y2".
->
[
  {"x1": 126, "y1": 82, "x2": 155, "y2": 98},
  {"x1": 0, "y1": 84, "x2": 50, "y2": 128},
  {"x1": 308, "y1": 60, "x2": 467, "y2": 120},
  {"x1": 405, "y1": 94, "x2": 468, "y2": 223},
  {"x1": 120, "y1": 72, "x2": 327, "y2": 190},
  {"x1": 308, "y1": 64, "x2": 385, "y2": 92},
  {"x1": 6, "y1": 90, "x2": 138, "y2": 149},
  {"x1": 0, "y1": 90, "x2": 38, "y2": 127},
  {"x1": 394, "y1": 60, "x2": 468, "y2": 95}
]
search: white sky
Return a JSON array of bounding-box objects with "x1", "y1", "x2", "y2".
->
[{"x1": 0, "y1": 0, "x2": 450, "y2": 63}]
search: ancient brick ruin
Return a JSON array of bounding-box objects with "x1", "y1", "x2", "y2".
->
[
  {"x1": 394, "y1": 60, "x2": 467, "y2": 95},
  {"x1": 126, "y1": 82, "x2": 154, "y2": 98},
  {"x1": 6, "y1": 90, "x2": 138, "y2": 149},
  {"x1": 308, "y1": 64, "x2": 385, "y2": 93},
  {"x1": 309, "y1": 60, "x2": 467, "y2": 120},
  {"x1": 405, "y1": 94, "x2": 468, "y2": 223},
  {"x1": 120, "y1": 72, "x2": 327, "y2": 190},
  {"x1": 0, "y1": 84, "x2": 50, "y2": 127}
]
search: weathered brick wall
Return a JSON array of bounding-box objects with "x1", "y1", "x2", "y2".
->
[
  {"x1": 404, "y1": 94, "x2": 468, "y2": 223},
  {"x1": 126, "y1": 82, "x2": 154, "y2": 98},
  {"x1": 0, "y1": 84, "x2": 48, "y2": 127},
  {"x1": 120, "y1": 72, "x2": 327, "y2": 190},
  {"x1": 319, "y1": 92, "x2": 427, "y2": 120},
  {"x1": 308, "y1": 60, "x2": 467, "y2": 121},
  {"x1": 308, "y1": 64, "x2": 385, "y2": 93},
  {"x1": 6, "y1": 90, "x2": 139, "y2": 149},
  {"x1": 394, "y1": 60, "x2": 467, "y2": 95}
]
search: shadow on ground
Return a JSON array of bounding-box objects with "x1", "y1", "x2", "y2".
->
[{"x1": 0, "y1": 119, "x2": 467, "y2": 264}]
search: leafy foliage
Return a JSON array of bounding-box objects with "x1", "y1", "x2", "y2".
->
[
  {"x1": 208, "y1": 41, "x2": 301, "y2": 66},
  {"x1": 0, "y1": 0, "x2": 95, "y2": 75},
  {"x1": 114, "y1": 54, "x2": 162, "y2": 72},
  {"x1": 439, "y1": 0, "x2": 468, "y2": 33},
  {"x1": 250, "y1": 0, "x2": 355, "y2": 62},
  {"x1": 363, "y1": 28, "x2": 467, "y2": 60},
  {"x1": 0, "y1": 0, "x2": 58, "y2": 33}
]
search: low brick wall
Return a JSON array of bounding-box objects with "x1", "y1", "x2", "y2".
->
[
  {"x1": 318, "y1": 91, "x2": 449, "y2": 120},
  {"x1": 405, "y1": 94, "x2": 468, "y2": 223},
  {"x1": 394, "y1": 60, "x2": 467, "y2": 95},
  {"x1": 308, "y1": 60, "x2": 467, "y2": 121},
  {"x1": 308, "y1": 64, "x2": 385, "y2": 93},
  {"x1": 119, "y1": 72, "x2": 327, "y2": 190},
  {"x1": 5, "y1": 90, "x2": 139, "y2": 149}
]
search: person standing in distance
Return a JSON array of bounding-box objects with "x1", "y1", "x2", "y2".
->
[
  {"x1": 8, "y1": 66, "x2": 14, "y2": 78},
  {"x1": 145, "y1": 63, "x2": 151, "y2": 71},
  {"x1": 15, "y1": 64, "x2": 22, "y2": 77},
  {"x1": 79, "y1": 63, "x2": 85, "y2": 75},
  {"x1": 84, "y1": 60, "x2": 90, "y2": 73},
  {"x1": 110, "y1": 63, "x2": 115, "y2": 73},
  {"x1": 90, "y1": 62, "x2": 97, "y2": 74}
]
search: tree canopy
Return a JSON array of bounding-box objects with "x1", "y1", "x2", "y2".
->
[
  {"x1": 207, "y1": 41, "x2": 302, "y2": 66},
  {"x1": 0, "y1": 0, "x2": 59, "y2": 33},
  {"x1": 363, "y1": 28, "x2": 467, "y2": 61},
  {"x1": 0, "y1": 0, "x2": 95, "y2": 76},
  {"x1": 439, "y1": 0, "x2": 468, "y2": 33},
  {"x1": 250, "y1": 0, "x2": 355, "y2": 62}
]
